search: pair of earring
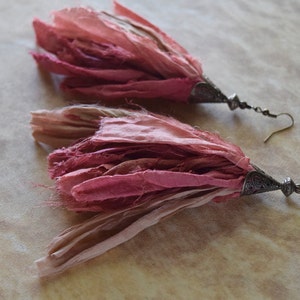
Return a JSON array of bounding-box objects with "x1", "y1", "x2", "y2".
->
[
  {"x1": 31, "y1": 2, "x2": 297, "y2": 195},
  {"x1": 30, "y1": 3, "x2": 299, "y2": 277}
]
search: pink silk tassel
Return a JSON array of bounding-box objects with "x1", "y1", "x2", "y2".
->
[
  {"x1": 31, "y1": 105, "x2": 254, "y2": 277},
  {"x1": 31, "y1": 2, "x2": 203, "y2": 103}
]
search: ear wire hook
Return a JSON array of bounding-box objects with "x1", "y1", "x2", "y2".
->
[
  {"x1": 226, "y1": 96, "x2": 294, "y2": 142},
  {"x1": 263, "y1": 112, "x2": 294, "y2": 143}
]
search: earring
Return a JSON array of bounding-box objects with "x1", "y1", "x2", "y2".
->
[
  {"x1": 31, "y1": 3, "x2": 294, "y2": 142},
  {"x1": 30, "y1": 104, "x2": 299, "y2": 277}
]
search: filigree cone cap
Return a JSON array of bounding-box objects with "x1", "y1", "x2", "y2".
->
[{"x1": 242, "y1": 166, "x2": 300, "y2": 197}]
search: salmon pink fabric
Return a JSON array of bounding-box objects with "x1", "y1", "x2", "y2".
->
[
  {"x1": 31, "y1": 2, "x2": 203, "y2": 102},
  {"x1": 31, "y1": 105, "x2": 253, "y2": 277}
]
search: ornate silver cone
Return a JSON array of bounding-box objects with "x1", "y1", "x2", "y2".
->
[{"x1": 241, "y1": 166, "x2": 300, "y2": 197}]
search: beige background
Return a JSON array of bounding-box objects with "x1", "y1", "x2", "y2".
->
[{"x1": 1, "y1": 0, "x2": 300, "y2": 299}]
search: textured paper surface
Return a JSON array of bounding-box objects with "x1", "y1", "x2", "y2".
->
[{"x1": 1, "y1": 0, "x2": 300, "y2": 299}]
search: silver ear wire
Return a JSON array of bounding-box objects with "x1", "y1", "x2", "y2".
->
[
  {"x1": 263, "y1": 113, "x2": 294, "y2": 143},
  {"x1": 189, "y1": 76, "x2": 294, "y2": 142}
]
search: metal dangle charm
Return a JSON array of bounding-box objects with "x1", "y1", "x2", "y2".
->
[{"x1": 242, "y1": 166, "x2": 300, "y2": 197}]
